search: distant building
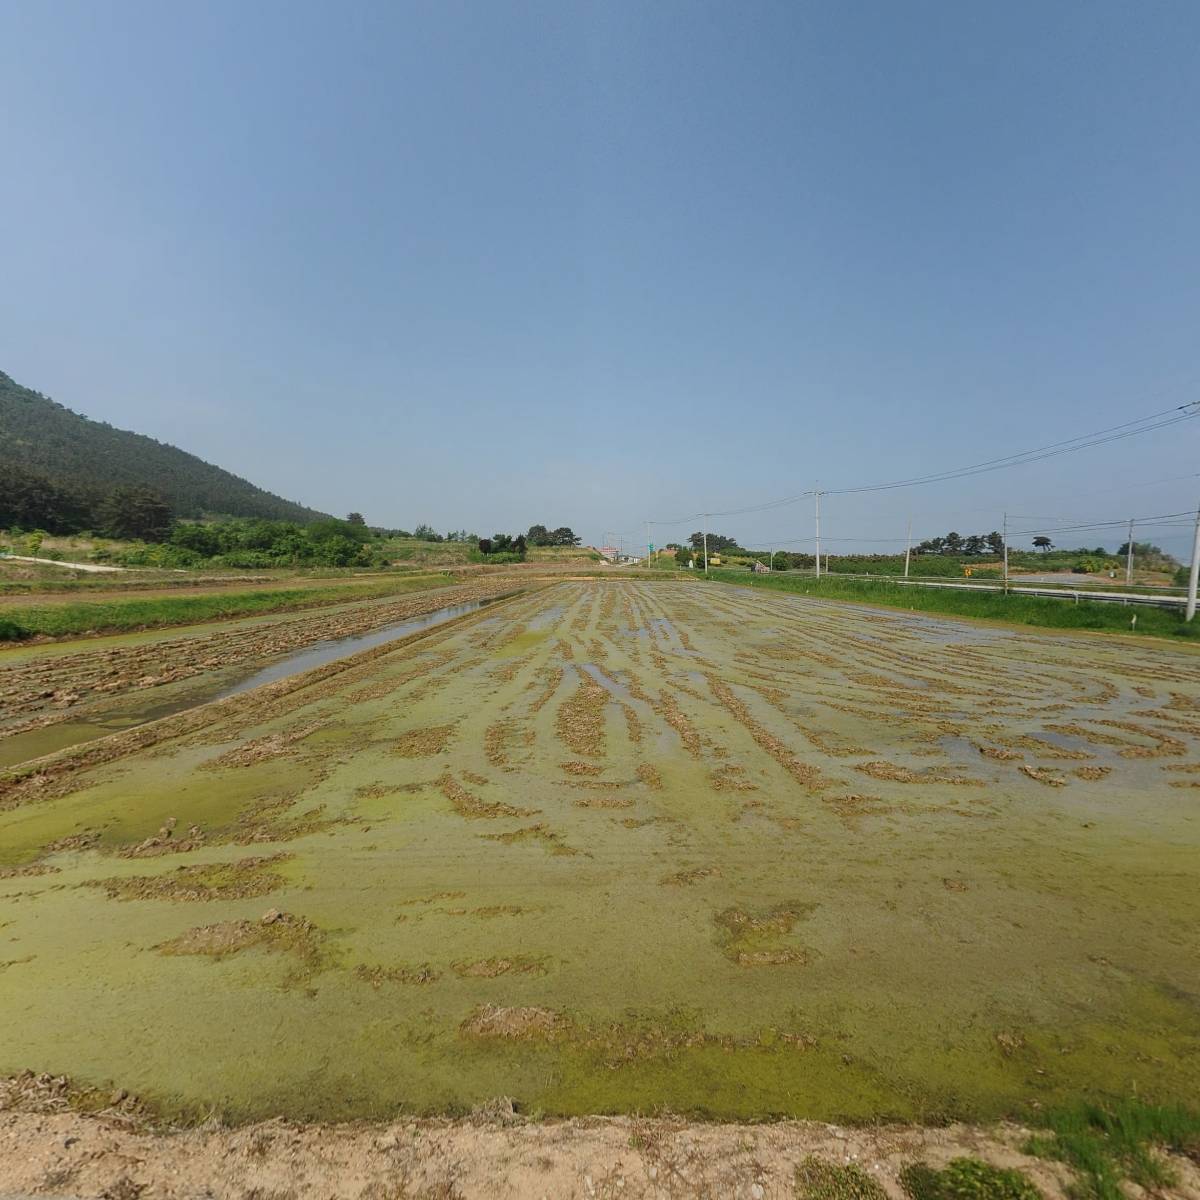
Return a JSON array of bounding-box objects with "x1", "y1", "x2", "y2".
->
[
  {"x1": 598, "y1": 545, "x2": 619, "y2": 562},
  {"x1": 752, "y1": 561, "x2": 771, "y2": 573}
]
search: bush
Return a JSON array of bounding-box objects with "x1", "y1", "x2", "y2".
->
[
  {"x1": 0, "y1": 618, "x2": 27, "y2": 641},
  {"x1": 209, "y1": 550, "x2": 282, "y2": 569},
  {"x1": 114, "y1": 542, "x2": 204, "y2": 568},
  {"x1": 467, "y1": 549, "x2": 525, "y2": 564},
  {"x1": 795, "y1": 1156, "x2": 888, "y2": 1200},
  {"x1": 899, "y1": 1158, "x2": 1041, "y2": 1200}
]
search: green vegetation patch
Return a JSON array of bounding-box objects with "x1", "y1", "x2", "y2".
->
[
  {"x1": 716, "y1": 571, "x2": 1200, "y2": 642},
  {"x1": 0, "y1": 574, "x2": 451, "y2": 640},
  {"x1": 899, "y1": 1159, "x2": 1041, "y2": 1200},
  {"x1": 795, "y1": 1155, "x2": 889, "y2": 1200},
  {"x1": 1024, "y1": 1099, "x2": 1200, "y2": 1200}
]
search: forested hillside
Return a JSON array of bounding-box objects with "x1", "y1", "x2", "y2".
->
[{"x1": 0, "y1": 368, "x2": 326, "y2": 523}]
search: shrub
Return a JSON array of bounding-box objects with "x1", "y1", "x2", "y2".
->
[
  {"x1": 113, "y1": 542, "x2": 204, "y2": 569},
  {"x1": 467, "y1": 549, "x2": 525, "y2": 564},
  {"x1": 0, "y1": 618, "x2": 27, "y2": 641},
  {"x1": 208, "y1": 550, "x2": 281, "y2": 569},
  {"x1": 795, "y1": 1156, "x2": 888, "y2": 1200},
  {"x1": 899, "y1": 1158, "x2": 1041, "y2": 1200}
]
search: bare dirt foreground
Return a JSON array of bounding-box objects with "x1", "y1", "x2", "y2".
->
[{"x1": 0, "y1": 1089, "x2": 1145, "y2": 1200}]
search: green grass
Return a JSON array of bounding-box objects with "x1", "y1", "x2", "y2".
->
[
  {"x1": 900, "y1": 1159, "x2": 1041, "y2": 1200},
  {"x1": 0, "y1": 574, "x2": 455, "y2": 641},
  {"x1": 1024, "y1": 1100, "x2": 1200, "y2": 1200},
  {"x1": 712, "y1": 570, "x2": 1200, "y2": 642}
]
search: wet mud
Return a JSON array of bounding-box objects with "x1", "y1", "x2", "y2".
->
[{"x1": 0, "y1": 580, "x2": 1198, "y2": 1124}]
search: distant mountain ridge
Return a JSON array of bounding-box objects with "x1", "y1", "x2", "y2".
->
[{"x1": 0, "y1": 368, "x2": 328, "y2": 523}]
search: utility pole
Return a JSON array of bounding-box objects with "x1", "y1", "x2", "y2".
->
[
  {"x1": 1002, "y1": 512, "x2": 1009, "y2": 593},
  {"x1": 645, "y1": 521, "x2": 651, "y2": 568},
  {"x1": 903, "y1": 518, "x2": 912, "y2": 579},
  {"x1": 814, "y1": 490, "x2": 822, "y2": 579},
  {"x1": 1186, "y1": 504, "x2": 1200, "y2": 622},
  {"x1": 1125, "y1": 519, "x2": 1135, "y2": 586},
  {"x1": 703, "y1": 514, "x2": 709, "y2": 577}
]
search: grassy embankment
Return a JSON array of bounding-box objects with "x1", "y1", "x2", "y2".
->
[
  {"x1": 712, "y1": 569, "x2": 1200, "y2": 642},
  {"x1": 0, "y1": 573, "x2": 456, "y2": 642}
]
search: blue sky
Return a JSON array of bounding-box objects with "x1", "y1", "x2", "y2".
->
[{"x1": 2, "y1": 1, "x2": 1198, "y2": 555}]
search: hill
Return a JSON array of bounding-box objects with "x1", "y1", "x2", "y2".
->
[{"x1": 0, "y1": 368, "x2": 327, "y2": 523}]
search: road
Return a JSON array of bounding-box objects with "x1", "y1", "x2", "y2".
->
[{"x1": 0, "y1": 554, "x2": 125, "y2": 574}]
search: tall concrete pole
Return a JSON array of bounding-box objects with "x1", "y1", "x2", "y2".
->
[
  {"x1": 903, "y1": 518, "x2": 912, "y2": 579},
  {"x1": 814, "y1": 491, "x2": 822, "y2": 579},
  {"x1": 703, "y1": 515, "x2": 709, "y2": 577},
  {"x1": 1125, "y1": 519, "x2": 1135, "y2": 586},
  {"x1": 1002, "y1": 512, "x2": 1009, "y2": 593},
  {"x1": 1186, "y1": 505, "x2": 1200, "y2": 622}
]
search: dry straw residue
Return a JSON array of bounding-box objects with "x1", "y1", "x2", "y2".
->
[
  {"x1": 439, "y1": 774, "x2": 536, "y2": 820},
  {"x1": 393, "y1": 724, "x2": 457, "y2": 757},
  {"x1": 460, "y1": 1004, "x2": 566, "y2": 1040}
]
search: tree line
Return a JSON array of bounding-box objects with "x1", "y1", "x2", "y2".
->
[
  {"x1": 1, "y1": 462, "x2": 174, "y2": 540},
  {"x1": 914, "y1": 531, "x2": 1006, "y2": 556},
  {"x1": 366, "y1": 524, "x2": 580, "y2": 547}
]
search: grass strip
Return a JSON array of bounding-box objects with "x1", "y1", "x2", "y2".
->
[
  {"x1": 0, "y1": 574, "x2": 453, "y2": 642},
  {"x1": 712, "y1": 570, "x2": 1200, "y2": 642},
  {"x1": 1025, "y1": 1100, "x2": 1200, "y2": 1200}
]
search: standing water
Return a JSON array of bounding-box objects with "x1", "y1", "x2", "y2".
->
[{"x1": 0, "y1": 596, "x2": 506, "y2": 769}]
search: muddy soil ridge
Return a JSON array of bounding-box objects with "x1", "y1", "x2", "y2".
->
[{"x1": 0, "y1": 576, "x2": 530, "y2": 750}]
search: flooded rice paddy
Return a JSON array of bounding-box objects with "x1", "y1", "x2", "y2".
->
[
  {"x1": 0, "y1": 580, "x2": 1197, "y2": 1123},
  {"x1": 0, "y1": 579, "x2": 520, "y2": 769}
]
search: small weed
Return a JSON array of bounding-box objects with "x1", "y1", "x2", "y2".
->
[
  {"x1": 899, "y1": 1158, "x2": 1041, "y2": 1200},
  {"x1": 1024, "y1": 1099, "x2": 1200, "y2": 1200},
  {"x1": 794, "y1": 1155, "x2": 888, "y2": 1200}
]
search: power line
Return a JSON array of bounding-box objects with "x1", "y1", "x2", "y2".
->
[
  {"x1": 646, "y1": 401, "x2": 1198, "y2": 525},
  {"x1": 826, "y1": 409, "x2": 1196, "y2": 496},
  {"x1": 1007, "y1": 509, "x2": 1195, "y2": 537},
  {"x1": 703, "y1": 505, "x2": 1199, "y2": 553}
]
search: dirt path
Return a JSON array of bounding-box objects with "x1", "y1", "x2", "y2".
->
[
  {"x1": 0, "y1": 555, "x2": 125, "y2": 574},
  {"x1": 0, "y1": 1101, "x2": 1125, "y2": 1200}
]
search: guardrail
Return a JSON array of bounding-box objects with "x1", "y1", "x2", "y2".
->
[{"x1": 723, "y1": 568, "x2": 1187, "y2": 609}]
